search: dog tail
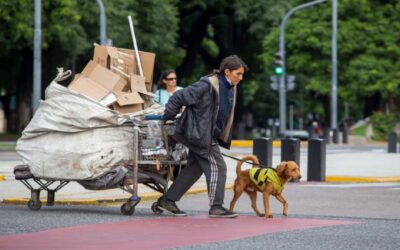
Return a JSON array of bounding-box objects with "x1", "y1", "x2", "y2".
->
[{"x1": 236, "y1": 155, "x2": 260, "y2": 176}]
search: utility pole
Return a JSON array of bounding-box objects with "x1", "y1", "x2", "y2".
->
[
  {"x1": 278, "y1": 0, "x2": 327, "y2": 136},
  {"x1": 331, "y1": 0, "x2": 338, "y2": 143},
  {"x1": 32, "y1": 0, "x2": 41, "y2": 112},
  {"x1": 96, "y1": 0, "x2": 107, "y2": 45}
]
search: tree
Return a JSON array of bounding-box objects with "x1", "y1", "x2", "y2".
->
[
  {"x1": 174, "y1": 0, "x2": 290, "y2": 130},
  {"x1": 0, "y1": 0, "x2": 179, "y2": 132},
  {"x1": 260, "y1": 0, "x2": 400, "y2": 128}
]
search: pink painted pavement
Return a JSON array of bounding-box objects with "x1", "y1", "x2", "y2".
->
[{"x1": 0, "y1": 216, "x2": 360, "y2": 249}]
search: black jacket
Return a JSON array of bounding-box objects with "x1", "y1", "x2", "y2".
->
[{"x1": 163, "y1": 75, "x2": 235, "y2": 157}]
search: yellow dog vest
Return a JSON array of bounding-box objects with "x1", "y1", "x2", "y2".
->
[{"x1": 249, "y1": 168, "x2": 283, "y2": 194}]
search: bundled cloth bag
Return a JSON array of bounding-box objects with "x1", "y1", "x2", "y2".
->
[{"x1": 16, "y1": 69, "x2": 135, "y2": 180}]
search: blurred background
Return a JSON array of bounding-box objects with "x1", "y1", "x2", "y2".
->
[{"x1": 0, "y1": 0, "x2": 399, "y2": 141}]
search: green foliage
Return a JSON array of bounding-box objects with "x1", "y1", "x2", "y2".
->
[
  {"x1": 43, "y1": 0, "x2": 89, "y2": 61},
  {"x1": 2, "y1": 0, "x2": 400, "y2": 134},
  {"x1": 260, "y1": 0, "x2": 400, "y2": 125},
  {"x1": 370, "y1": 112, "x2": 398, "y2": 141},
  {"x1": 351, "y1": 124, "x2": 366, "y2": 136},
  {"x1": 84, "y1": 0, "x2": 180, "y2": 70},
  {"x1": 241, "y1": 80, "x2": 259, "y2": 106},
  {"x1": 0, "y1": 0, "x2": 34, "y2": 55}
]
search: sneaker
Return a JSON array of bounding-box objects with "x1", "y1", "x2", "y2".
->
[
  {"x1": 209, "y1": 206, "x2": 238, "y2": 218},
  {"x1": 158, "y1": 196, "x2": 187, "y2": 217}
]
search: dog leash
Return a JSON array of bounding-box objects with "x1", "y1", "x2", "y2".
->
[{"x1": 221, "y1": 153, "x2": 276, "y2": 171}]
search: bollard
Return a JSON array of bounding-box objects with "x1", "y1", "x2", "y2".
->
[
  {"x1": 323, "y1": 127, "x2": 330, "y2": 144},
  {"x1": 253, "y1": 138, "x2": 273, "y2": 168},
  {"x1": 342, "y1": 127, "x2": 349, "y2": 144},
  {"x1": 236, "y1": 122, "x2": 246, "y2": 139},
  {"x1": 307, "y1": 126, "x2": 315, "y2": 140},
  {"x1": 388, "y1": 132, "x2": 397, "y2": 153},
  {"x1": 281, "y1": 138, "x2": 300, "y2": 165},
  {"x1": 307, "y1": 138, "x2": 326, "y2": 181},
  {"x1": 332, "y1": 128, "x2": 339, "y2": 144}
]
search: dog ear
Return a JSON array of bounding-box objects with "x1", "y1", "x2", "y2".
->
[{"x1": 276, "y1": 162, "x2": 287, "y2": 176}]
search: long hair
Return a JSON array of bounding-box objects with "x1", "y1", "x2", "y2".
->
[{"x1": 157, "y1": 69, "x2": 176, "y2": 89}]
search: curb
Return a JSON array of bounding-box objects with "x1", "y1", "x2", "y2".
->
[
  {"x1": 231, "y1": 140, "x2": 281, "y2": 148},
  {"x1": 1, "y1": 185, "x2": 232, "y2": 206},
  {"x1": 231, "y1": 140, "x2": 311, "y2": 148},
  {"x1": 326, "y1": 176, "x2": 400, "y2": 183},
  {"x1": 3, "y1": 177, "x2": 400, "y2": 207}
]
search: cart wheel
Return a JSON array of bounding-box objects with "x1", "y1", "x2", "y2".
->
[
  {"x1": 120, "y1": 203, "x2": 135, "y2": 216},
  {"x1": 27, "y1": 199, "x2": 42, "y2": 211},
  {"x1": 151, "y1": 202, "x2": 163, "y2": 215}
]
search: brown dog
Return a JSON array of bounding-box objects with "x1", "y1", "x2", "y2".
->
[{"x1": 229, "y1": 155, "x2": 301, "y2": 219}]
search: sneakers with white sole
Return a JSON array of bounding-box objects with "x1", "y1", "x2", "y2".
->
[
  {"x1": 209, "y1": 206, "x2": 238, "y2": 218},
  {"x1": 157, "y1": 196, "x2": 187, "y2": 217}
]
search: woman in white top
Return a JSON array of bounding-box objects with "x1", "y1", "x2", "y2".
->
[{"x1": 154, "y1": 69, "x2": 183, "y2": 107}]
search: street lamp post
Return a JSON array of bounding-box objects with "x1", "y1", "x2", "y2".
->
[
  {"x1": 32, "y1": 0, "x2": 41, "y2": 113},
  {"x1": 278, "y1": 0, "x2": 327, "y2": 137},
  {"x1": 96, "y1": 0, "x2": 107, "y2": 45}
]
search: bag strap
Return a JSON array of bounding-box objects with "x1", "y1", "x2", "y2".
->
[{"x1": 53, "y1": 68, "x2": 72, "y2": 82}]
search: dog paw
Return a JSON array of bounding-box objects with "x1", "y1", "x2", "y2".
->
[
  {"x1": 258, "y1": 213, "x2": 265, "y2": 217},
  {"x1": 267, "y1": 214, "x2": 273, "y2": 218},
  {"x1": 283, "y1": 213, "x2": 288, "y2": 216}
]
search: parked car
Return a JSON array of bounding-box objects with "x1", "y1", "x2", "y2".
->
[{"x1": 282, "y1": 130, "x2": 310, "y2": 140}]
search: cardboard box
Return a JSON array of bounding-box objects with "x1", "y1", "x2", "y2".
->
[
  {"x1": 93, "y1": 44, "x2": 155, "y2": 90},
  {"x1": 140, "y1": 94, "x2": 155, "y2": 109},
  {"x1": 130, "y1": 74, "x2": 147, "y2": 94},
  {"x1": 81, "y1": 60, "x2": 128, "y2": 93},
  {"x1": 112, "y1": 91, "x2": 144, "y2": 114},
  {"x1": 68, "y1": 75, "x2": 117, "y2": 106},
  {"x1": 117, "y1": 48, "x2": 156, "y2": 89}
]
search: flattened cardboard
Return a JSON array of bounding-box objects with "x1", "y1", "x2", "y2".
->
[
  {"x1": 112, "y1": 91, "x2": 144, "y2": 114},
  {"x1": 112, "y1": 103, "x2": 143, "y2": 114},
  {"x1": 82, "y1": 60, "x2": 127, "y2": 93},
  {"x1": 115, "y1": 91, "x2": 144, "y2": 106},
  {"x1": 68, "y1": 75, "x2": 116, "y2": 106},
  {"x1": 118, "y1": 48, "x2": 156, "y2": 90},
  {"x1": 93, "y1": 45, "x2": 118, "y2": 68},
  {"x1": 130, "y1": 74, "x2": 147, "y2": 94},
  {"x1": 93, "y1": 44, "x2": 155, "y2": 90}
]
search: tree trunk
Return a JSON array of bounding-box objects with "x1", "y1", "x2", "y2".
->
[
  {"x1": 177, "y1": 10, "x2": 212, "y2": 78},
  {"x1": 15, "y1": 48, "x2": 34, "y2": 132}
]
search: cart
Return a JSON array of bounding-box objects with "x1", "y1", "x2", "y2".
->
[{"x1": 14, "y1": 116, "x2": 187, "y2": 216}]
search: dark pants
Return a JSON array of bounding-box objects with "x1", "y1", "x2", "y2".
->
[{"x1": 165, "y1": 143, "x2": 227, "y2": 207}]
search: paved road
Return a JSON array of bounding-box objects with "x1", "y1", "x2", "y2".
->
[
  {"x1": 2, "y1": 143, "x2": 400, "y2": 203},
  {"x1": 1, "y1": 182, "x2": 400, "y2": 249},
  {"x1": 1, "y1": 144, "x2": 400, "y2": 249}
]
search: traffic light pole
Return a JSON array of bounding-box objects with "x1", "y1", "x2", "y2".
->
[{"x1": 278, "y1": 0, "x2": 327, "y2": 137}]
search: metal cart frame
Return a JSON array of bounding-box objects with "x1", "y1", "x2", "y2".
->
[{"x1": 14, "y1": 119, "x2": 187, "y2": 215}]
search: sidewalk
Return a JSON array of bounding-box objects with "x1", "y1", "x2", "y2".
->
[{"x1": 1, "y1": 138, "x2": 400, "y2": 206}]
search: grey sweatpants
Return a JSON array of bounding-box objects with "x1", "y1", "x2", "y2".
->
[{"x1": 165, "y1": 143, "x2": 227, "y2": 207}]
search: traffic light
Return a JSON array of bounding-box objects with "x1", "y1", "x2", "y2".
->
[{"x1": 274, "y1": 52, "x2": 283, "y2": 75}]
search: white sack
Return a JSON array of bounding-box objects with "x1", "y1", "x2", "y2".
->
[{"x1": 16, "y1": 75, "x2": 135, "y2": 180}]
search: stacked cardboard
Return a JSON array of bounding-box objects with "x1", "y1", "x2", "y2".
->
[{"x1": 68, "y1": 44, "x2": 156, "y2": 113}]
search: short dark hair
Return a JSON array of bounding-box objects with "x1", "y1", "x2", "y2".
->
[
  {"x1": 157, "y1": 69, "x2": 176, "y2": 89},
  {"x1": 219, "y1": 55, "x2": 248, "y2": 73}
]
